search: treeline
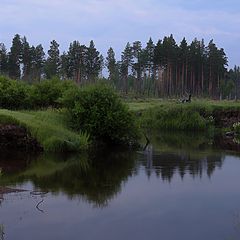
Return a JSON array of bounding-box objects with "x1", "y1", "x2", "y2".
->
[
  {"x1": 0, "y1": 34, "x2": 239, "y2": 98},
  {"x1": 0, "y1": 34, "x2": 104, "y2": 84}
]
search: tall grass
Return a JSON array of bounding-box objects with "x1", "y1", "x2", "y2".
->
[
  {"x1": 0, "y1": 109, "x2": 89, "y2": 152},
  {"x1": 128, "y1": 99, "x2": 240, "y2": 131},
  {"x1": 128, "y1": 99, "x2": 240, "y2": 112},
  {"x1": 136, "y1": 101, "x2": 225, "y2": 131}
]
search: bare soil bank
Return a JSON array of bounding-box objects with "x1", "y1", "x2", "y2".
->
[
  {"x1": 213, "y1": 110, "x2": 240, "y2": 128},
  {"x1": 0, "y1": 124, "x2": 43, "y2": 152}
]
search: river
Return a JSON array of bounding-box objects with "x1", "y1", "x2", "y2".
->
[{"x1": 0, "y1": 132, "x2": 240, "y2": 240}]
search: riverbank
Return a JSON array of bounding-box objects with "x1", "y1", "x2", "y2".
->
[
  {"x1": 128, "y1": 99, "x2": 240, "y2": 130},
  {"x1": 0, "y1": 124, "x2": 42, "y2": 151},
  {"x1": 0, "y1": 109, "x2": 89, "y2": 152},
  {"x1": 1, "y1": 100, "x2": 240, "y2": 152}
]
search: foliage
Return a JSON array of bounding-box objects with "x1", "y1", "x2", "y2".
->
[
  {"x1": 0, "y1": 76, "x2": 31, "y2": 109},
  {"x1": 0, "y1": 76, "x2": 76, "y2": 110},
  {"x1": 140, "y1": 104, "x2": 208, "y2": 131},
  {"x1": 129, "y1": 99, "x2": 240, "y2": 131},
  {"x1": 233, "y1": 122, "x2": 240, "y2": 134},
  {"x1": 30, "y1": 78, "x2": 76, "y2": 108},
  {"x1": 8, "y1": 34, "x2": 22, "y2": 79},
  {"x1": 0, "y1": 33, "x2": 236, "y2": 99},
  {"x1": 220, "y1": 79, "x2": 235, "y2": 99},
  {"x1": 0, "y1": 109, "x2": 89, "y2": 152},
  {"x1": 62, "y1": 83, "x2": 140, "y2": 145},
  {"x1": 132, "y1": 100, "x2": 221, "y2": 131},
  {"x1": 44, "y1": 40, "x2": 60, "y2": 78}
]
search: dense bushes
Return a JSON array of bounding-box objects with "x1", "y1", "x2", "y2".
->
[
  {"x1": 0, "y1": 76, "x2": 31, "y2": 109},
  {"x1": 62, "y1": 84, "x2": 140, "y2": 146},
  {"x1": 140, "y1": 104, "x2": 214, "y2": 131},
  {"x1": 0, "y1": 76, "x2": 76, "y2": 110},
  {"x1": 0, "y1": 77, "x2": 140, "y2": 147},
  {"x1": 30, "y1": 79, "x2": 76, "y2": 108}
]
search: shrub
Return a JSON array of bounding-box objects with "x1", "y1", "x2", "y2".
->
[
  {"x1": 30, "y1": 78, "x2": 76, "y2": 108},
  {"x1": 62, "y1": 83, "x2": 140, "y2": 146},
  {"x1": 0, "y1": 76, "x2": 77, "y2": 110},
  {"x1": 0, "y1": 76, "x2": 31, "y2": 109}
]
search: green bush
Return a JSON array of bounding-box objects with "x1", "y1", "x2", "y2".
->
[
  {"x1": 0, "y1": 76, "x2": 32, "y2": 109},
  {"x1": 30, "y1": 78, "x2": 76, "y2": 109},
  {"x1": 62, "y1": 83, "x2": 140, "y2": 146},
  {"x1": 0, "y1": 76, "x2": 77, "y2": 110}
]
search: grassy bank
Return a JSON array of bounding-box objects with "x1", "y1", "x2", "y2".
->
[
  {"x1": 128, "y1": 99, "x2": 240, "y2": 131},
  {"x1": 0, "y1": 109, "x2": 89, "y2": 152},
  {"x1": 1, "y1": 99, "x2": 240, "y2": 153},
  {"x1": 128, "y1": 99, "x2": 240, "y2": 112}
]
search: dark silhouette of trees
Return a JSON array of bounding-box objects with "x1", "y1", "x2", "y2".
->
[
  {"x1": 45, "y1": 40, "x2": 61, "y2": 79},
  {"x1": 8, "y1": 34, "x2": 22, "y2": 79},
  {"x1": 0, "y1": 33, "x2": 236, "y2": 99}
]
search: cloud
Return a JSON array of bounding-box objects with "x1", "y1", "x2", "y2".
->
[{"x1": 0, "y1": 0, "x2": 239, "y2": 67}]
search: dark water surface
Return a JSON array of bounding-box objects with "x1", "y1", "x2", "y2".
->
[{"x1": 0, "y1": 133, "x2": 240, "y2": 240}]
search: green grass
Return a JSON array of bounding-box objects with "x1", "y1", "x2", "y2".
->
[
  {"x1": 127, "y1": 99, "x2": 240, "y2": 112},
  {"x1": 127, "y1": 98, "x2": 167, "y2": 112},
  {"x1": 1, "y1": 99, "x2": 240, "y2": 152},
  {"x1": 0, "y1": 109, "x2": 90, "y2": 152},
  {"x1": 127, "y1": 99, "x2": 240, "y2": 131}
]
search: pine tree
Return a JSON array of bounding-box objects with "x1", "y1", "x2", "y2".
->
[
  {"x1": 0, "y1": 43, "x2": 8, "y2": 76},
  {"x1": 8, "y1": 34, "x2": 22, "y2": 79},
  {"x1": 21, "y1": 36, "x2": 32, "y2": 81},
  {"x1": 132, "y1": 41, "x2": 143, "y2": 93},
  {"x1": 145, "y1": 37, "x2": 155, "y2": 77},
  {"x1": 60, "y1": 51, "x2": 70, "y2": 80},
  {"x1": 99, "y1": 54, "x2": 104, "y2": 78},
  {"x1": 106, "y1": 47, "x2": 118, "y2": 83},
  {"x1": 233, "y1": 65, "x2": 240, "y2": 99},
  {"x1": 153, "y1": 40, "x2": 164, "y2": 96},
  {"x1": 45, "y1": 40, "x2": 60, "y2": 79},
  {"x1": 207, "y1": 40, "x2": 227, "y2": 97},
  {"x1": 143, "y1": 38, "x2": 155, "y2": 96},
  {"x1": 121, "y1": 42, "x2": 133, "y2": 93},
  {"x1": 163, "y1": 35, "x2": 178, "y2": 96},
  {"x1": 67, "y1": 41, "x2": 87, "y2": 84},
  {"x1": 85, "y1": 40, "x2": 101, "y2": 82},
  {"x1": 179, "y1": 38, "x2": 189, "y2": 95},
  {"x1": 32, "y1": 44, "x2": 45, "y2": 81}
]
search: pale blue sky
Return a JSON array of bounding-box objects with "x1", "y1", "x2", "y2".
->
[{"x1": 0, "y1": 0, "x2": 239, "y2": 67}]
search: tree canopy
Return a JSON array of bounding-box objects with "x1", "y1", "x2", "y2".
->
[{"x1": 0, "y1": 34, "x2": 238, "y2": 99}]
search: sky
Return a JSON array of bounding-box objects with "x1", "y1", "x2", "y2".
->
[{"x1": 0, "y1": 0, "x2": 240, "y2": 68}]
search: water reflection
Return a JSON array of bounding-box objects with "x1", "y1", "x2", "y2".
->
[
  {"x1": 140, "y1": 132, "x2": 225, "y2": 181},
  {"x1": 0, "y1": 149, "x2": 137, "y2": 207},
  {"x1": 0, "y1": 132, "x2": 235, "y2": 207},
  {"x1": 0, "y1": 224, "x2": 4, "y2": 240},
  {"x1": 141, "y1": 144, "x2": 223, "y2": 181}
]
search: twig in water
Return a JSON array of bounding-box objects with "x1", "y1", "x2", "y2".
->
[
  {"x1": 36, "y1": 199, "x2": 44, "y2": 213},
  {"x1": 143, "y1": 132, "x2": 150, "y2": 151}
]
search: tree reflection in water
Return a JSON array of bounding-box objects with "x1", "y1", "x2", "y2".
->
[
  {"x1": 0, "y1": 224, "x2": 4, "y2": 240},
  {"x1": 141, "y1": 145, "x2": 223, "y2": 181},
  {"x1": 0, "y1": 132, "x2": 231, "y2": 208},
  {"x1": 141, "y1": 131, "x2": 224, "y2": 181},
  {"x1": 0, "y1": 149, "x2": 137, "y2": 207}
]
